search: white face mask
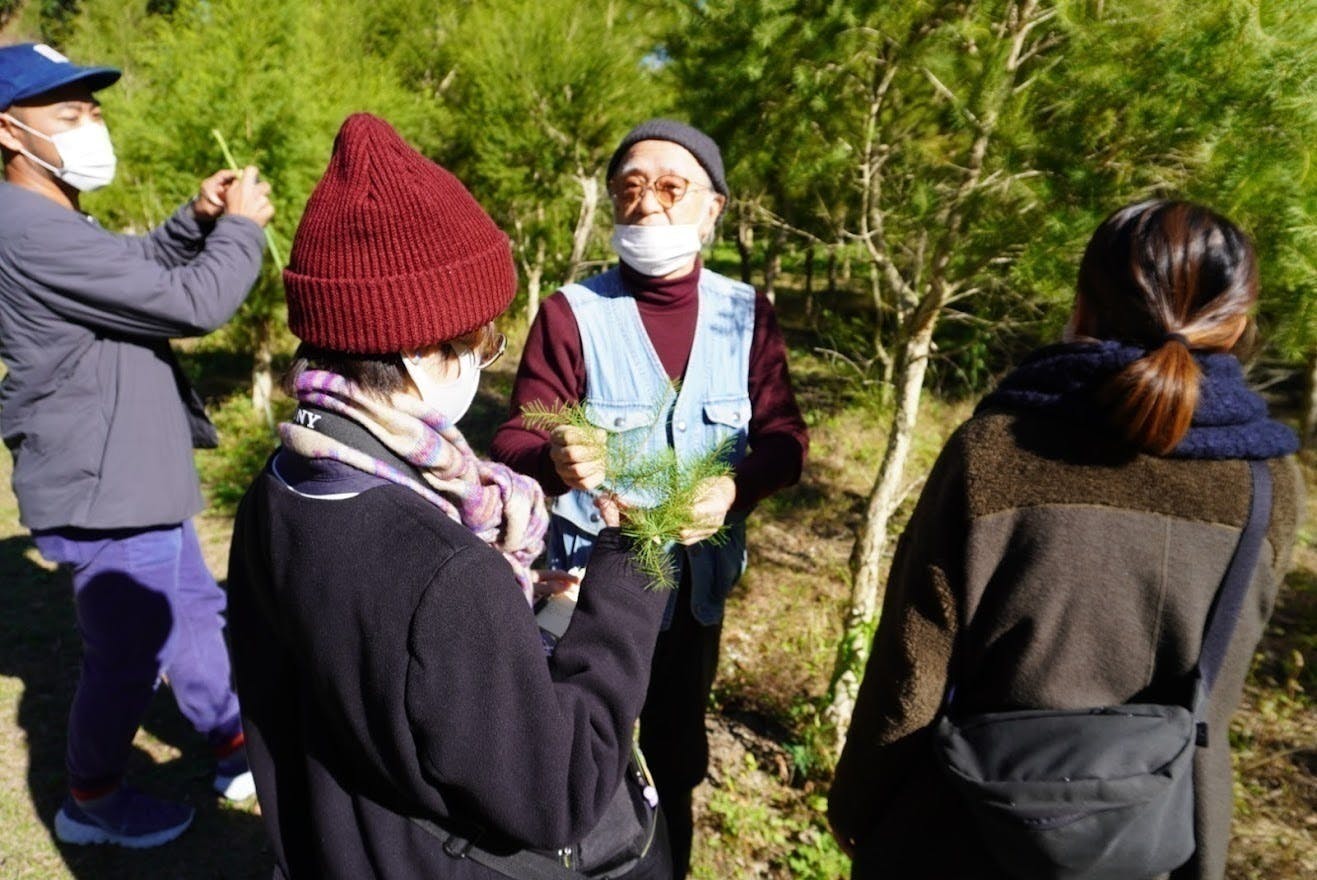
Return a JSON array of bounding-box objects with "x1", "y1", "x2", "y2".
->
[
  {"x1": 610, "y1": 223, "x2": 704, "y2": 277},
  {"x1": 2, "y1": 114, "x2": 117, "y2": 192},
  {"x1": 402, "y1": 345, "x2": 481, "y2": 424}
]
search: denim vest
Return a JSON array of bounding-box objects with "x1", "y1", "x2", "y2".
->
[{"x1": 548, "y1": 266, "x2": 755, "y2": 627}]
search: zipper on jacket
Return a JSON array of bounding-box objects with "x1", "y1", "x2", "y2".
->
[{"x1": 558, "y1": 846, "x2": 574, "y2": 869}]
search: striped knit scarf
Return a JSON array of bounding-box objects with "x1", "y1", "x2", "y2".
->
[{"x1": 279, "y1": 369, "x2": 548, "y2": 604}]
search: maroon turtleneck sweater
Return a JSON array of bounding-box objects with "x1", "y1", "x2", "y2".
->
[{"x1": 490, "y1": 260, "x2": 808, "y2": 510}]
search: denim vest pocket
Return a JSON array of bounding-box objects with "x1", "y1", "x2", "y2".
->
[
  {"x1": 584, "y1": 400, "x2": 670, "y2": 509},
  {"x1": 701, "y1": 397, "x2": 752, "y2": 461},
  {"x1": 546, "y1": 514, "x2": 597, "y2": 571},
  {"x1": 586, "y1": 401, "x2": 660, "y2": 435}
]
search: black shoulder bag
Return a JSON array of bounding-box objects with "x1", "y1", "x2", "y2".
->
[
  {"x1": 411, "y1": 741, "x2": 661, "y2": 880},
  {"x1": 932, "y1": 460, "x2": 1271, "y2": 880}
]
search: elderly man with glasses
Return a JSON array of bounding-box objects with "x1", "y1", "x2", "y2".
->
[{"x1": 492, "y1": 119, "x2": 808, "y2": 879}]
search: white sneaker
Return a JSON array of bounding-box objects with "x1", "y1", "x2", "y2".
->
[
  {"x1": 213, "y1": 767, "x2": 256, "y2": 801},
  {"x1": 214, "y1": 745, "x2": 257, "y2": 801}
]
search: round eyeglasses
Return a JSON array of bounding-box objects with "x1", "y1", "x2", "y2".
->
[
  {"x1": 609, "y1": 174, "x2": 712, "y2": 212},
  {"x1": 452, "y1": 325, "x2": 506, "y2": 370}
]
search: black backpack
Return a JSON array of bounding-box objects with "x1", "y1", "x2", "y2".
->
[{"x1": 932, "y1": 460, "x2": 1271, "y2": 880}]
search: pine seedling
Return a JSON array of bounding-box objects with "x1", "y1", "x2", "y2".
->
[
  {"x1": 523, "y1": 384, "x2": 735, "y2": 589},
  {"x1": 211, "y1": 129, "x2": 286, "y2": 269}
]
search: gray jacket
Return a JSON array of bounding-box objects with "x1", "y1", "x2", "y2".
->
[{"x1": 0, "y1": 182, "x2": 265, "y2": 530}]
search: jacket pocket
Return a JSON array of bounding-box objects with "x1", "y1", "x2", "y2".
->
[
  {"x1": 586, "y1": 400, "x2": 668, "y2": 465},
  {"x1": 702, "y1": 396, "x2": 751, "y2": 460},
  {"x1": 585, "y1": 400, "x2": 660, "y2": 435}
]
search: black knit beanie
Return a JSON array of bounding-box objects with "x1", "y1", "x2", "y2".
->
[{"x1": 606, "y1": 119, "x2": 728, "y2": 197}]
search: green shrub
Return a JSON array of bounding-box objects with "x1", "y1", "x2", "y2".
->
[{"x1": 196, "y1": 392, "x2": 290, "y2": 514}]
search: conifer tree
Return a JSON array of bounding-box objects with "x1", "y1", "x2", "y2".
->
[
  {"x1": 420, "y1": 0, "x2": 672, "y2": 322},
  {"x1": 67, "y1": 0, "x2": 433, "y2": 418},
  {"x1": 665, "y1": 0, "x2": 1317, "y2": 751}
]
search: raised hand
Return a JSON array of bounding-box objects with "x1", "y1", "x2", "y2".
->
[
  {"x1": 223, "y1": 165, "x2": 274, "y2": 228},
  {"x1": 192, "y1": 169, "x2": 238, "y2": 220}
]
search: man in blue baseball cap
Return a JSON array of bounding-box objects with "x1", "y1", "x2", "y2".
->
[{"x1": 0, "y1": 42, "x2": 275, "y2": 849}]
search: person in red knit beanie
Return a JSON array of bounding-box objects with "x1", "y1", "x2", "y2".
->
[{"x1": 226, "y1": 113, "x2": 673, "y2": 880}]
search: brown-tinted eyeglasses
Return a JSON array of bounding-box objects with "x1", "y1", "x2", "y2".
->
[
  {"x1": 452, "y1": 324, "x2": 507, "y2": 369},
  {"x1": 609, "y1": 174, "x2": 712, "y2": 211}
]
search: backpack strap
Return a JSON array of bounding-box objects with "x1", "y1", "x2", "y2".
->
[
  {"x1": 409, "y1": 816, "x2": 585, "y2": 880},
  {"x1": 943, "y1": 458, "x2": 1274, "y2": 713},
  {"x1": 1196, "y1": 459, "x2": 1272, "y2": 694}
]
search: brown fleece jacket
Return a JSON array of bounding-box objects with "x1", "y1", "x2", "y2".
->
[{"x1": 828, "y1": 409, "x2": 1302, "y2": 880}]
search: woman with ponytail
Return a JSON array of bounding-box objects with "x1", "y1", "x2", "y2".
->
[{"x1": 828, "y1": 201, "x2": 1302, "y2": 879}]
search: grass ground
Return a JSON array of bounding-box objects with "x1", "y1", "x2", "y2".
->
[{"x1": 0, "y1": 326, "x2": 1312, "y2": 879}]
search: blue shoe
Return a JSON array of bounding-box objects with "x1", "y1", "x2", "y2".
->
[
  {"x1": 54, "y1": 787, "x2": 194, "y2": 848},
  {"x1": 213, "y1": 745, "x2": 256, "y2": 801}
]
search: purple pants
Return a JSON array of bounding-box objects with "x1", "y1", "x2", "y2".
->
[{"x1": 32, "y1": 520, "x2": 242, "y2": 792}]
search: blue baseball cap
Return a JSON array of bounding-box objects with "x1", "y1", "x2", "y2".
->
[{"x1": 0, "y1": 43, "x2": 120, "y2": 111}]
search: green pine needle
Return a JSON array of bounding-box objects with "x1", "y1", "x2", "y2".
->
[
  {"x1": 523, "y1": 384, "x2": 735, "y2": 590},
  {"x1": 210, "y1": 129, "x2": 286, "y2": 270}
]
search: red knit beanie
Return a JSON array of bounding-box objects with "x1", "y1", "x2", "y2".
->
[{"x1": 283, "y1": 114, "x2": 516, "y2": 354}]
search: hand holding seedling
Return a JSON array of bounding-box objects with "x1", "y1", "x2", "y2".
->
[
  {"x1": 210, "y1": 130, "x2": 284, "y2": 266},
  {"x1": 523, "y1": 388, "x2": 735, "y2": 589},
  {"x1": 549, "y1": 424, "x2": 607, "y2": 491},
  {"x1": 223, "y1": 166, "x2": 275, "y2": 228},
  {"x1": 192, "y1": 169, "x2": 238, "y2": 220},
  {"x1": 677, "y1": 475, "x2": 736, "y2": 545}
]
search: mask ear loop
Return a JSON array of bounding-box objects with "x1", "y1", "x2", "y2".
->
[
  {"x1": 0, "y1": 112, "x2": 53, "y2": 142},
  {"x1": 448, "y1": 341, "x2": 480, "y2": 378},
  {"x1": 0, "y1": 113, "x2": 63, "y2": 177}
]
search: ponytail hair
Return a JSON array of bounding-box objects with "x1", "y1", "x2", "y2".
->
[
  {"x1": 1075, "y1": 201, "x2": 1258, "y2": 455},
  {"x1": 1099, "y1": 336, "x2": 1200, "y2": 455}
]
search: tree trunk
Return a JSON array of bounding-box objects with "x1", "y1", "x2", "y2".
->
[
  {"x1": 1303, "y1": 349, "x2": 1317, "y2": 447},
  {"x1": 825, "y1": 0, "x2": 1046, "y2": 753},
  {"x1": 736, "y1": 210, "x2": 755, "y2": 285},
  {"x1": 763, "y1": 227, "x2": 786, "y2": 304},
  {"x1": 524, "y1": 238, "x2": 547, "y2": 326},
  {"x1": 803, "y1": 246, "x2": 816, "y2": 317},
  {"x1": 827, "y1": 248, "x2": 838, "y2": 296},
  {"x1": 825, "y1": 311, "x2": 938, "y2": 752},
  {"x1": 251, "y1": 316, "x2": 274, "y2": 426},
  {"x1": 566, "y1": 173, "x2": 599, "y2": 284},
  {"x1": 870, "y1": 263, "x2": 884, "y2": 360}
]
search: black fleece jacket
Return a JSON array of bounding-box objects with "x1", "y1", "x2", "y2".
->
[{"x1": 226, "y1": 455, "x2": 669, "y2": 879}]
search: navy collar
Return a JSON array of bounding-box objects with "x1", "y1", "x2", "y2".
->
[{"x1": 980, "y1": 341, "x2": 1298, "y2": 460}]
